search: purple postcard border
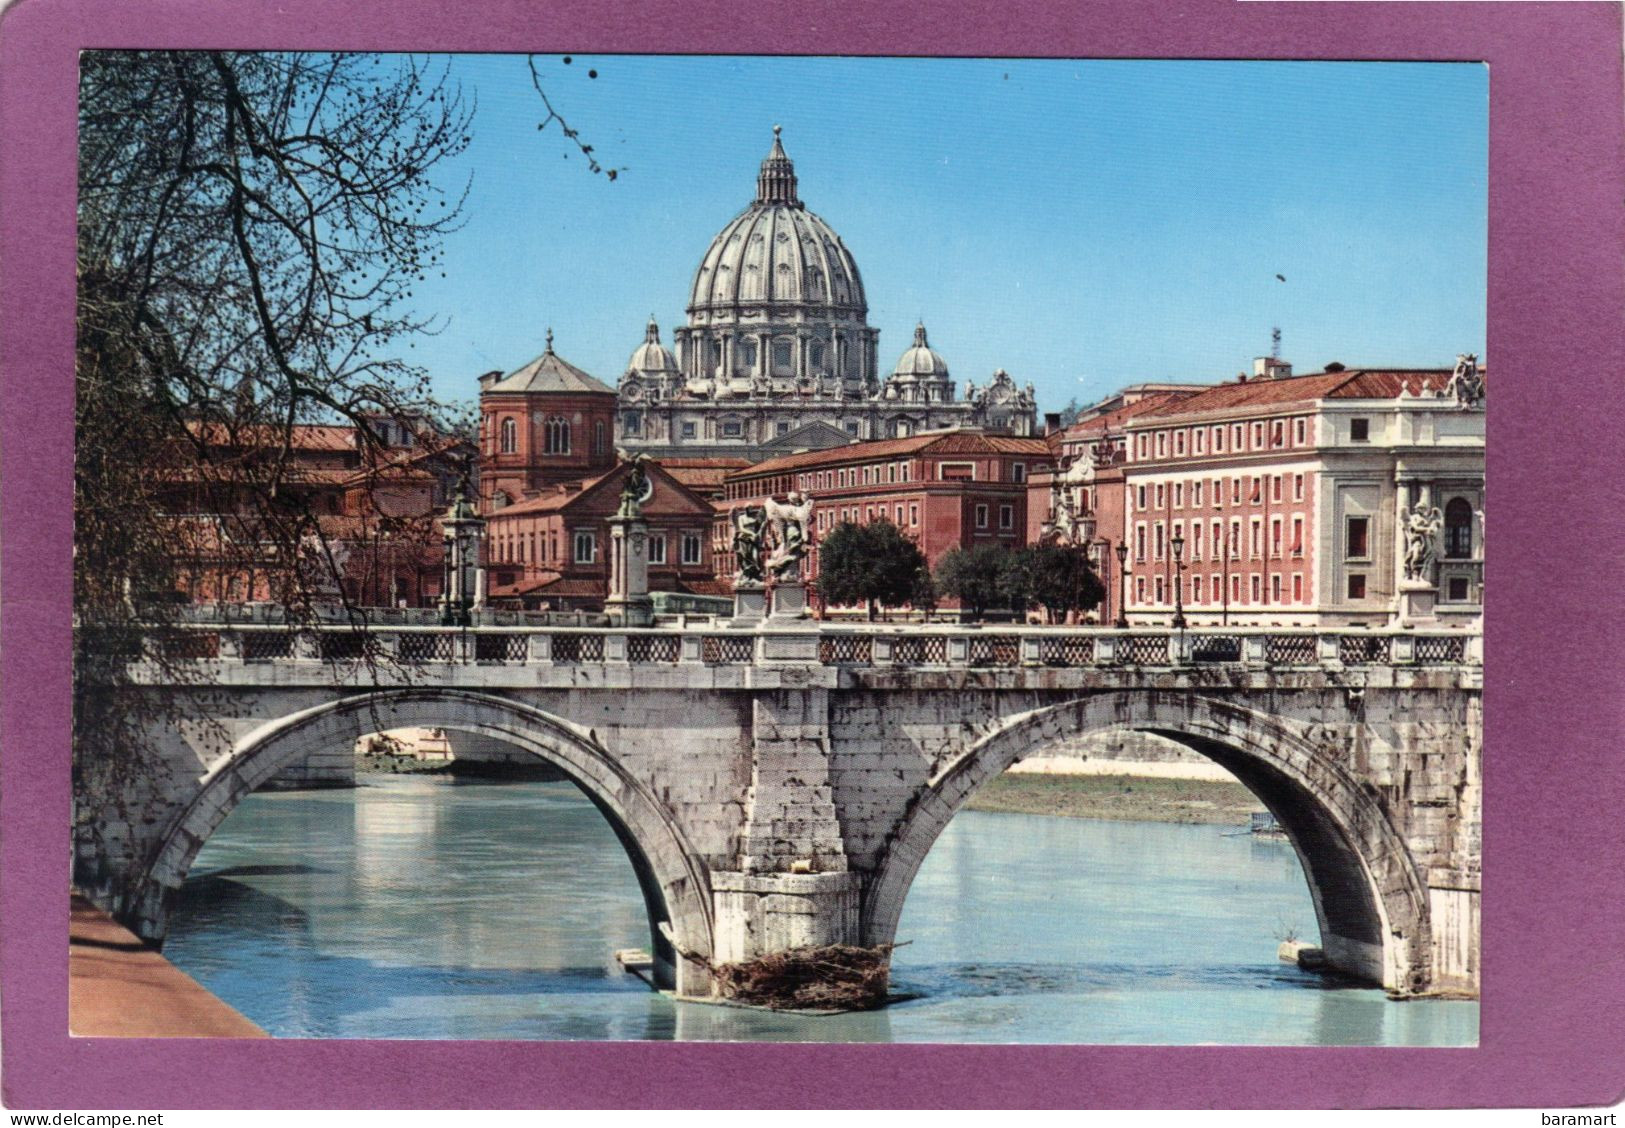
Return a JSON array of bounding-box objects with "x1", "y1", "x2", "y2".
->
[{"x1": 4, "y1": 0, "x2": 1623, "y2": 1111}]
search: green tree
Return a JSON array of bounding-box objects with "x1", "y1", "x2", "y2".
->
[
  {"x1": 934, "y1": 543, "x2": 1026, "y2": 620},
  {"x1": 1015, "y1": 543, "x2": 1107, "y2": 623},
  {"x1": 816, "y1": 519, "x2": 927, "y2": 621}
]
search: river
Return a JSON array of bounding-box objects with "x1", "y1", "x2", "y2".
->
[{"x1": 164, "y1": 774, "x2": 1477, "y2": 1045}]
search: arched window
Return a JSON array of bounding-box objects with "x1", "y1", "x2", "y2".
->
[
  {"x1": 499, "y1": 417, "x2": 517, "y2": 454},
  {"x1": 1444, "y1": 498, "x2": 1474, "y2": 558},
  {"x1": 544, "y1": 417, "x2": 571, "y2": 455},
  {"x1": 594, "y1": 420, "x2": 606, "y2": 455}
]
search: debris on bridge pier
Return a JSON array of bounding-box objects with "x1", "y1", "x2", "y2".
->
[{"x1": 711, "y1": 943, "x2": 899, "y2": 1012}]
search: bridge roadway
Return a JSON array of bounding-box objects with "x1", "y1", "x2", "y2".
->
[{"x1": 79, "y1": 620, "x2": 1482, "y2": 1000}]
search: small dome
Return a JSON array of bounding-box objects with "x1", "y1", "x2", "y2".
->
[
  {"x1": 892, "y1": 322, "x2": 949, "y2": 379},
  {"x1": 627, "y1": 316, "x2": 679, "y2": 375}
]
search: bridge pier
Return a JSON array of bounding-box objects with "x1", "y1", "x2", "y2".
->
[{"x1": 710, "y1": 871, "x2": 863, "y2": 964}]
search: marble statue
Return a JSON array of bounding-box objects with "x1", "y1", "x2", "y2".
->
[
  {"x1": 764, "y1": 491, "x2": 815, "y2": 580},
  {"x1": 1403, "y1": 503, "x2": 1443, "y2": 582},
  {"x1": 732, "y1": 506, "x2": 767, "y2": 583}
]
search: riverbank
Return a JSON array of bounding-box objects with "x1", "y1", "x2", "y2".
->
[
  {"x1": 965, "y1": 772, "x2": 1260, "y2": 825},
  {"x1": 70, "y1": 893, "x2": 266, "y2": 1037}
]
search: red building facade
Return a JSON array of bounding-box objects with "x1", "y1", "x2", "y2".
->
[{"x1": 717, "y1": 431, "x2": 1053, "y2": 605}]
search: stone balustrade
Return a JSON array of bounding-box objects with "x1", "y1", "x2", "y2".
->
[{"x1": 141, "y1": 621, "x2": 1482, "y2": 672}]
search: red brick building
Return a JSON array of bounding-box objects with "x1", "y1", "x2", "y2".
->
[
  {"x1": 717, "y1": 431, "x2": 1054, "y2": 608},
  {"x1": 1118, "y1": 360, "x2": 1484, "y2": 626},
  {"x1": 477, "y1": 331, "x2": 619, "y2": 509}
]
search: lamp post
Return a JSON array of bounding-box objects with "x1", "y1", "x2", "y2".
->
[
  {"x1": 439, "y1": 476, "x2": 485, "y2": 627},
  {"x1": 1171, "y1": 529, "x2": 1188, "y2": 630},
  {"x1": 1114, "y1": 541, "x2": 1130, "y2": 629}
]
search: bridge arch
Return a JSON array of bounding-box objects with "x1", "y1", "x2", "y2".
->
[
  {"x1": 138, "y1": 688, "x2": 715, "y2": 994},
  {"x1": 860, "y1": 692, "x2": 1434, "y2": 995}
]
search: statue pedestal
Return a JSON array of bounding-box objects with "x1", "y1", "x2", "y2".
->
[
  {"x1": 1397, "y1": 580, "x2": 1438, "y2": 626},
  {"x1": 732, "y1": 581, "x2": 767, "y2": 624},
  {"x1": 769, "y1": 579, "x2": 809, "y2": 620},
  {"x1": 606, "y1": 515, "x2": 653, "y2": 628}
]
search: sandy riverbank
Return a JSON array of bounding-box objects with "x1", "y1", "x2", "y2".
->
[{"x1": 965, "y1": 772, "x2": 1262, "y2": 826}]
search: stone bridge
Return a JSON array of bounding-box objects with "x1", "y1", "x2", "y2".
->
[{"x1": 76, "y1": 621, "x2": 1481, "y2": 999}]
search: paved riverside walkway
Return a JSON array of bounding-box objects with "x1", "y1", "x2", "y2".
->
[{"x1": 70, "y1": 893, "x2": 266, "y2": 1038}]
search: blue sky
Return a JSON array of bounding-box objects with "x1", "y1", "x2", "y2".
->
[{"x1": 404, "y1": 56, "x2": 1487, "y2": 415}]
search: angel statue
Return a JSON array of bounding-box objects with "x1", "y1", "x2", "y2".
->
[
  {"x1": 1442, "y1": 353, "x2": 1484, "y2": 409},
  {"x1": 732, "y1": 506, "x2": 767, "y2": 584},
  {"x1": 1403, "y1": 502, "x2": 1444, "y2": 582},
  {"x1": 764, "y1": 491, "x2": 816, "y2": 580},
  {"x1": 617, "y1": 453, "x2": 651, "y2": 519},
  {"x1": 1047, "y1": 488, "x2": 1080, "y2": 546}
]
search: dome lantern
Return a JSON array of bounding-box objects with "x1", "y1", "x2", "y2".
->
[{"x1": 756, "y1": 125, "x2": 800, "y2": 207}]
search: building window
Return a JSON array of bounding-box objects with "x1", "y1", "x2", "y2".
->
[
  {"x1": 500, "y1": 417, "x2": 517, "y2": 454},
  {"x1": 772, "y1": 340, "x2": 793, "y2": 370},
  {"x1": 1230, "y1": 519, "x2": 1241, "y2": 558},
  {"x1": 1193, "y1": 481, "x2": 1203, "y2": 507},
  {"x1": 1194, "y1": 429, "x2": 1205, "y2": 454},
  {"x1": 975, "y1": 504, "x2": 989, "y2": 529},
  {"x1": 1272, "y1": 421, "x2": 1284, "y2": 446},
  {"x1": 545, "y1": 417, "x2": 571, "y2": 454},
  {"x1": 1444, "y1": 498, "x2": 1474, "y2": 558},
  {"x1": 622, "y1": 411, "x2": 642, "y2": 436},
  {"x1": 1174, "y1": 483, "x2": 1184, "y2": 508},
  {"x1": 648, "y1": 536, "x2": 666, "y2": 564},
  {"x1": 1213, "y1": 427, "x2": 1224, "y2": 453},
  {"x1": 1137, "y1": 434, "x2": 1147, "y2": 459},
  {"x1": 1447, "y1": 576, "x2": 1471, "y2": 602},
  {"x1": 1136, "y1": 524, "x2": 1147, "y2": 561},
  {"x1": 1137, "y1": 484, "x2": 1147, "y2": 510},
  {"x1": 1156, "y1": 432, "x2": 1166, "y2": 457},
  {"x1": 1192, "y1": 575, "x2": 1203, "y2": 603},
  {"x1": 845, "y1": 420, "x2": 860, "y2": 437},
  {"x1": 681, "y1": 421, "x2": 696, "y2": 440},
  {"x1": 1292, "y1": 517, "x2": 1304, "y2": 556},
  {"x1": 1154, "y1": 522, "x2": 1165, "y2": 560},
  {"x1": 1011, "y1": 463, "x2": 1027, "y2": 483},
  {"x1": 1233, "y1": 424, "x2": 1244, "y2": 449},
  {"x1": 1293, "y1": 574, "x2": 1303, "y2": 602},
  {"x1": 1347, "y1": 573, "x2": 1367, "y2": 600},
  {"x1": 682, "y1": 533, "x2": 702, "y2": 565},
  {"x1": 1250, "y1": 518, "x2": 1261, "y2": 558},
  {"x1": 1295, "y1": 418, "x2": 1307, "y2": 444},
  {"x1": 1271, "y1": 518, "x2": 1282, "y2": 556},
  {"x1": 594, "y1": 420, "x2": 606, "y2": 455},
  {"x1": 896, "y1": 505, "x2": 905, "y2": 525},
  {"x1": 1272, "y1": 475, "x2": 1282, "y2": 502},
  {"x1": 721, "y1": 419, "x2": 743, "y2": 438},
  {"x1": 1155, "y1": 483, "x2": 1165, "y2": 508},
  {"x1": 1251, "y1": 575, "x2": 1261, "y2": 603},
  {"x1": 1000, "y1": 504, "x2": 1014, "y2": 530},
  {"x1": 1346, "y1": 516, "x2": 1370, "y2": 559},
  {"x1": 1191, "y1": 522, "x2": 1203, "y2": 560},
  {"x1": 1350, "y1": 418, "x2": 1370, "y2": 442},
  {"x1": 1136, "y1": 576, "x2": 1147, "y2": 604},
  {"x1": 1231, "y1": 478, "x2": 1241, "y2": 504},
  {"x1": 1293, "y1": 473, "x2": 1304, "y2": 501},
  {"x1": 1175, "y1": 431, "x2": 1186, "y2": 456},
  {"x1": 909, "y1": 503, "x2": 919, "y2": 526},
  {"x1": 1252, "y1": 422, "x2": 1264, "y2": 448},
  {"x1": 1154, "y1": 576, "x2": 1165, "y2": 604},
  {"x1": 1231, "y1": 574, "x2": 1241, "y2": 603},
  {"x1": 574, "y1": 531, "x2": 595, "y2": 564},
  {"x1": 1271, "y1": 575, "x2": 1282, "y2": 603},
  {"x1": 777, "y1": 421, "x2": 791, "y2": 437}
]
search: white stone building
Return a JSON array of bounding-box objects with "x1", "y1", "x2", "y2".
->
[{"x1": 616, "y1": 128, "x2": 1038, "y2": 461}]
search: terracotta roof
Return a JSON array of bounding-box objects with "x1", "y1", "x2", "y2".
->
[
  {"x1": 493, "y1": 575, "x2": 604, "y2": 599},
  {"x1": 1059, "y1": 392, "x2": 1198, "y2": 440},
  {"x1": 734, "y1": 430, "x2": 1051, "y2": 479},
  {"x1": 677, "y1": 578, "x2": 734, "y2": 597},
  {"x1": 187, "y1": 422, "x2": 358, "y2": 451},
  {"x1": 1136, "y1": 368, "x2": 1464, "y2": 420},
  {"x1": 492, "y1": 470, "x2": 619, "y2": 517}
]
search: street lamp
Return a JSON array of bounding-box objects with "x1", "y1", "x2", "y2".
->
[
  {"x1": 1114, "y1": 541, "x2": 1129, "y2": 629},
  {"x1": 439, "y1": 476, "x2": 485, "y2": 627},
  {"x1": 1171, "y1": 529, "x2": 1188, "y2": 630}
]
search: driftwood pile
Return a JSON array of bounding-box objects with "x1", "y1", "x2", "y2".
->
[{"x1": 711, "y1": 943, "x2": 897, "y2": 1012}]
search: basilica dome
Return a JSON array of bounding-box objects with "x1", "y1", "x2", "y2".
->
[{"x1": 687, "y1": 127, "x2": 867, "y2": 317}]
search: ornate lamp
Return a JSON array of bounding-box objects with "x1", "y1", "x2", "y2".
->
[
  {"x1": 1171, "y1": 529, "x2": 1187, "y2": 630},
  {"x1": 1114, "y1": 541, "x2": 1129, "y2": 629}
]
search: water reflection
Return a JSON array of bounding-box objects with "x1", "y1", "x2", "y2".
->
[{"x1": 167, "y1": 776, "x2": 1477, "y2": 1045}]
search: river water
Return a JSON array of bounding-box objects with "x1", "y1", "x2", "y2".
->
[{"x1": 165, "y1": 775, "x2": 1477, "y2": 1045}]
